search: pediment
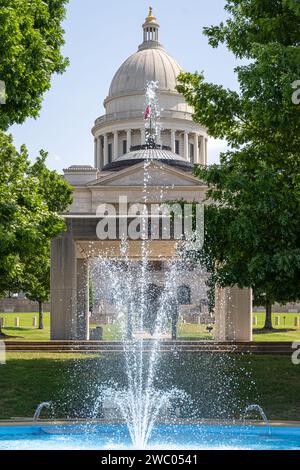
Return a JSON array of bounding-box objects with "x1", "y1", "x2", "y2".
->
[{"x1": 87, "y1": 161, "x2": 205, "y2": 188}]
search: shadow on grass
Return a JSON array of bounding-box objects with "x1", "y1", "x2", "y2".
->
[
  {"x1": 0, "y1": 352, "x2": 258, "y2": 422},
  {"x1": 2, "y1": 353, "x2": 299, "y2": 421},
  {"x1": 2, "y1": 327, "x2": 35, "y2": 332},
  {"x1": 254, "y1": 328, "x2": 296, "y2": 334},
  {"x1": 177, "y1": 336, "x2": 214, "y2": 341},
  {"x1": 0, "y1": 331, "x2": 23, "y2": 339}
]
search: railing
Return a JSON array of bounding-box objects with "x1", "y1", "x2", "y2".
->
[{"x1": 94, "y1": 110, "x2": 194, "y2": 127}]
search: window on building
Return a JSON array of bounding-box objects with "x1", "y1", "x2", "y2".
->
[
  {"x1": 123, "y1": 140, "x2": 127, "y2": 155},
  {"x1": 108, "y1": 143, "x2": 113, "y2": 163},
  {"x1": 189, "y1": 143, "x2": 194, "y2": 163},
  {"x1": 177, "y1": 285, "x2": 191, "y2": 305},
  {"x1": 175, "y1": 139, "x2": 180, "y2": 155}
]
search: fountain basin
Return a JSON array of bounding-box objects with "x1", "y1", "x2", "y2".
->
[{"x1": 1, "y1": 423, "x2": 300, "y2": 450}]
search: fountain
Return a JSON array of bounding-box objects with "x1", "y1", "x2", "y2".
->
[
  {"x1": 33, "y1": 402, "x2": 52, "y2": 422},
  {"x1": 241, "y1": 404, "x2": 271, "y2": 435},
  {"x1": 1, "y1": 83, "x2": 295, "y2": 452},
  {"x1": 88, "y1": 82, "x2": 199, "y2": 448},
  {"x1": 144, "y1": 80, "x2": 161, "y2": 148},
  {"x1": 91, "y1": 254, "x2": 190, "y2": 448}
]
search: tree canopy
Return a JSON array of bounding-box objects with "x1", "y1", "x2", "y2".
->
[
  {"x1": 0, "y1": 132, "x2": 72, "y2": 296},
  {"x1": 0, "y1": 1, "x2": 70, "y2": 335},
  {"x1": 0, "y1": 0, "x2": 69, "y2": 130},
  {"x1": 177, "y1": 0, "x2": 300, "y2": 328}
]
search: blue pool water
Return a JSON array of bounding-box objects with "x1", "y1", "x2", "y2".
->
[{"x1": 0, "y1": 424, "x2": 300, "y2": 450}]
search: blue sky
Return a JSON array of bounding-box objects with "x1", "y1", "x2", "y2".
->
[{"x1": 10, "y1": 0, "x2": 239, "y2": 172}]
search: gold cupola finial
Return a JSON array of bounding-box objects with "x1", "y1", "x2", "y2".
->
[
  {"x1": 146, "y1": 6, "x2": 156, "y2": 22},
  {"x1": 140, "y1": 6, "x2": 160, "y2": 49}
]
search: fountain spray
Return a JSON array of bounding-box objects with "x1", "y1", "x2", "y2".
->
[{"x1": 144, "y1": 81, "x2": 161, "y2": 148}]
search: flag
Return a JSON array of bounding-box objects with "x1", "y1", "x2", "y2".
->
[{"x1": 144, "y1": 105, "x2": 150, "y2": 120}]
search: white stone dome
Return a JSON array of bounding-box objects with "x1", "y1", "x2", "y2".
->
[
  {"x1": 103, "y1": 8, "x2": 191, "y2": 116},
  {"x1": 108, "y1": 47, "x2": 182, "y2": 99},
  {"x1": 92, "y1": 8, "x2": 208, "y2": 171}
]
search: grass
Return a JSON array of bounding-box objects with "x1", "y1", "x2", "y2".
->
[
  {"x1": 0, "y1": 353, "x2": 95, "y2": 420},
  {"x1": 97, "y1": 324, "x2": 122, "y2": 341},
  {"x1": 177, "y1": 323, "x2": 213, "y2": 341},
  {"x1": 0, "y1": 312, "x2": 50, "y2": 341},
  {"x1": 0, "y1": 314, "x2": 122, "y2": 342},
  {"x1": 1, "y1": 312, "x2": 300, "y2": 342},
  {"x1": 93, "y1": 323, "x2": 214, "y2": 341},
  {"x1": 253, "y1": 313, "x2": 300, "y2": 342},
  {"x1": 0, "y1": 352, "x2": 299, "y2": 421}
]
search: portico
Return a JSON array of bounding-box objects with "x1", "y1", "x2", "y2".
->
[{"x1": 51, "y1": 157, "x2": 252, "y2": 342}]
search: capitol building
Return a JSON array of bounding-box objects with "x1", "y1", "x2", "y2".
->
[
  {"x1": 50, "y1": 8, "x2": 252, "y2": 343},
  {"x1": 92, "y1": 7, "x2": 208, "y2": 171}
]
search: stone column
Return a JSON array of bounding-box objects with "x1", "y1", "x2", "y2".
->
[
  {"x1": 171, "y1": 130, "x2": 176, "y2": 153},
  {"x1": 113, "y1": 131, "x2": 119, "y2": 160},
  {"x1": 205, "y1": 138, "x2": 208, "y2": 165},
  {"x1": 141, "y1": 128, "x2": 146, "y2": 146},
  {"x1": 51, "y1": 233, "x2": 77, "y2": 340},
  {"x1": 97, "y1": 135, "x2": 103, "y2": 170},
  {"x1": 199, "y1": 136, "x2": 205, "y2": 165},
  {"x1": 214, "y1": 286, "x2": 253, "y2": 342},
  {"x1": 94, "y1": 138, "x2": 98, "y2": 168},
  {"x1": 99, "y1": 136, "x2": 104, "y2": 169},
  {"x1": 157, "y1": 131, "x2": 162, "y2": 147},
  {"x1": 77, "y1": 258, "x2": 90, "y2": 340},
  {"x1": 126, "y1": 129, "x2": 132, "y2": 153},
  {"x1": 184, "y1": 131, "x2": 189, "y2": 160},
  {"x1": 96, "y1": 136, "x2": 102, "y2": 169},
  {"x1": 103, "y1": 133, "x2": 108, "y2": 165},
  {"x1": 194, "y1": 134, "x2": 199, "y2": 164}
]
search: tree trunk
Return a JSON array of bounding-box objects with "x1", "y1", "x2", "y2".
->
[
  {"x1": 38, "y1": 301, "x2": 44, "y2": 330},
  {"x1": 263, "y1": 300, "x2": 273, "y2": 330},
  {"x1": 127, "y1": 305, "x2": 132, "y2": 341},
  {"x1": 171, "y1": 308, "x2": 178, "y2": 341}
]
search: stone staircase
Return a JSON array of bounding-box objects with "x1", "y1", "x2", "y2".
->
[{"x1": 3, "y1": 340, "x2": 295, "y2": 355}]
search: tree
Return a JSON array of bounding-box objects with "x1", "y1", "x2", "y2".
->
[
  {"x1": 0, "y1": 0, "x2": 69, "y2": 130},
  {"x1": 0, "y1": 133, "x2": 72, "y2": 309},
  {"x1": 22, "y1": 246, "x2": 50, "y2": 330},
  {"x1": 0, "y1": 1, "x2": 70, "y2": 336},
  {"x1": 193, "y1": 163, "x2": 300, "y2": 329},
  {"x1": 177, "y1": 0, "x2": 300, "y2": 329},
  {"x1": 20, "y1": 153, "x2": 72, "y2": 329}
]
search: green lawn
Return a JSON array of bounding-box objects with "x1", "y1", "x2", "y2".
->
[
  {"x1": 73, "y1": 320, "x2": 300, "y2": 342},
  {"x1": 97, "y1": 324, "x2": 122, "y2": 341},
  {"x1": 1, "y1": 311, "x2": 300, "y2": 342},
  {"x1": 177, "y1": 323, "x2": 214, "y2": 341},
  {"x1": 253, "y1": 312, "x2": 300, "y2": 342},
  {"x1": 0, "y1": 352, "x2": 299, "y2": 421},
  {"x1": 94, "y1": 323, "x2": 214, "y2": 341},
  {"x1": 0, "y1": 312, "x2": 50, "y2": 341},
  {"x1": 0, "y1": 313, "x2": 121, "y2": 341}
]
